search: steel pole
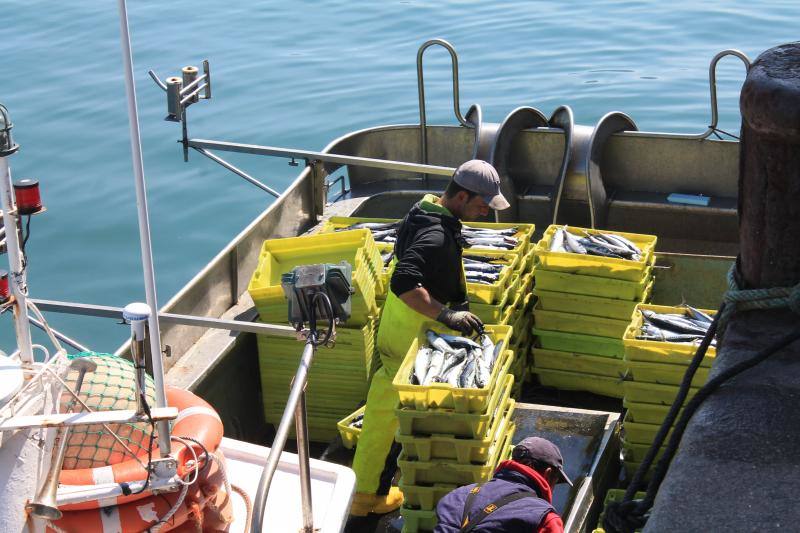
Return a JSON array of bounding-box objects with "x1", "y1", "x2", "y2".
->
[
  {"x1": 251, "y1": 340, "x2": 316, "y2": 532},
  {"x1": 295, "y1": 391, "x2": 314, "y2": 532},
  {"x1": 0, "y1": 157, "x2": 33, "y2": 363},
  {"x1": 116, "y1": 0, "x2": 170, "y2": 457}
]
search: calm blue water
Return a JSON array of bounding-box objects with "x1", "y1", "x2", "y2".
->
[{"x1": 2, "y1": 1, "x2": 798, "y2": 354}]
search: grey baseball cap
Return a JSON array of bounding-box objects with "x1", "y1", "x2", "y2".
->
[
  {"x1": 512, "y1": 436, "x2": 573, "y2": 486},
  {"x1": 452, "y1": 159, "x2": 510, "y2": 210}
]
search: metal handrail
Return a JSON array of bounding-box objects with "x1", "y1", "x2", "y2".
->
[
  {"x1": 417, "y1": 39, "x2": 470, "y2": 170},
  {"x1": 186, "y1": 138, "x2": 456, "y2": 176},
  {"x1": 616, "y1": 49, "x2": 751, "y2": 140},
  {"x1": 251, "y1": 337, "x2": 317, "y2": 533}
]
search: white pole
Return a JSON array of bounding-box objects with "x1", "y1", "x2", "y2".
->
[
  {"x1": 0, "y1": 157, "x2": 34, "y2": 363},
  {"x1": 115, "y1": 0, "x2": 171, "y2": 456}
]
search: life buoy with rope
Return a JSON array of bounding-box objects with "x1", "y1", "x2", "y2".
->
[{"x1": 48, "y1": 386, "x2": 230, "y2": 532}]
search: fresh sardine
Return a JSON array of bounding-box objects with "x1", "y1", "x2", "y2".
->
[
  {"x1": 642, "y1": 310, "x2": 708, "y2": 336},
  {"x1": 563, "y1": 228, "x2": 587, "y2": 254},
  {"x1": 413, "y1": 347, "x2": 432, "y2": 385},
  {"x1": 459, "y1": 353, "x2": 478, "y2": 388},
  {"x1": 423, "y1": 349, "x2": 445, "y2": 385},
  {"x1": 550, "y1": 228, "x2": 566, "y2": 252},
  {"x1": 445, "y1": 358, "x2": 468, "y2": 387},
  {"x1": 437, "y1": 333, "x2": 482, "y2": 350},
  {"x1": 426, "y1": 330, "x2": 457, "y2": 354},
  {"x1": 438, "y1": 348, "x2": 467, "y2": 379},
  {"x1": 684, "y1": 305, "x2": 714, "y2": 324}
]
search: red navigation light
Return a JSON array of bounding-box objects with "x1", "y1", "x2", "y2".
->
[
  {"x1": 13, "y1": 179, "x2": 43, "y2": 215},
  {"x1": 0, "y1": 270, "x2": 8, "y2": 302}
]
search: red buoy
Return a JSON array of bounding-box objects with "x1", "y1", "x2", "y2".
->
[
  {"x1": 0, "y1": 270, "x2": 8, "y2": 302},
  {"x1": 13, "y1": 179, "x2": 42, "y2": 215}
]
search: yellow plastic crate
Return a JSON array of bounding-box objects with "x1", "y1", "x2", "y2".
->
[
  {"x1": 393, "y1": 324, "x2": 513, "y2": 413},
  {"x1": 532, "y1": 348, "x2": 627, "y2": 378},
  {"x1": 533, "y1": 367, "x2": 625, "y2": 399},
  {"x1": 470, "y1": 290, "x2": 512, "y2": 324},
  {"x1": 397, "y1": 423, "x2": 512, "y2": 486},
  {"x1": 626, "y1": 360, "x2": 709, "y2": 388},
  {"x1": 535, "y1": 225, "x2": 657, "y2": 281},
  {"x1": 400, "y1": 507, "x2": 437, "y2": 533},
  {"x1": 336, "y1": 405, "x2": 365, "y2": 450},
  {"x1": 534, "y1": 328, "x2": 625, "y2": 358},
  {"x1": 463, "y1": 221, "x2": 535, "y2": 255},
  {"x1": 533, "y1": 300, "x2": 632, "y2": 339},
  {"x1": 623, "y1": 411, "x2": 672, "y2": 446},
  {"x1": 623, "y1": 380, "x2": 699, "y2": 406},
  {"x1": 396, "y1": 400, "x2": 514, "y2": 464},
  {"x1": 535, "y1": 265, "x2": 653, "y2": 301},
  {"x1": 398, "y1": 482, "x2": 457, "y2": 512},
  {"x1": 623, "y1": 399, "x2": 675, "y2": 425},
  {"x1": 396, "y1": 374, "x2": 514, "y2": 438},
  {"x1": 534, "y1": 279, "x2": 652, "y2": 321},
  {"x1": 622, "y1": 439, "x2": 666, "y2": 463},
  {"x1": 623, "y1": 304, "x2": 717, "y2": 367}
]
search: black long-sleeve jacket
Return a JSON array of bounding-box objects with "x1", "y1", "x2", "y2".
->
[{"x1": 390, "y1": 195, "x2": 467, "y2": 307}]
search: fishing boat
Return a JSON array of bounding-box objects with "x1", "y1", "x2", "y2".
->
[{"x1": 1, "y1": 3, "x2": 763, "y2": 530}]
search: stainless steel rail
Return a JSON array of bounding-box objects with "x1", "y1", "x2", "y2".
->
[
  {"x1": 186, "y1": 138, "x2": 456, "y2": 176},
  {"x1": 617, "y1": 49, "x2": 751, "y2": 140},
  {"x1": 193, "y1": 147, "x2": 281, "y2": 197},
  {"x1": 27, "y1": 315, "x2": 90, "y2": 353},
  {"x1": 251, "y1": 339, "x2": 317, "y2": 533},
  {"x1": 417, "y1": 39, "x2": 470, "y2": 174},
  {"x1": 29, "y1": 299, "x2": 297, "y2": 337}
]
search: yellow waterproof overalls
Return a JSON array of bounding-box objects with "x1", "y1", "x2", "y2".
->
[{"x1": 352, "y1": 195, "x2": 466, "y2": 495}]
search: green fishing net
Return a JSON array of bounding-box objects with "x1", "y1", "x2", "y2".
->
[{"x1": 61, "y1": 352, "x2": 157, "y2": 470}]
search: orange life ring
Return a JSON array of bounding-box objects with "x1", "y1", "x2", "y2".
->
[
  {"x1": 58, "y1": 386, "x2": 224, "y2": 512},
  {"x1": 49, "y1": 450, "x2": 233, "y2": 533}
]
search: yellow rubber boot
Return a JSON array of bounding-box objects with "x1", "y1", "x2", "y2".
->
[{"x1": 350, "y1": 487, "x2": 405, "y2": 516}]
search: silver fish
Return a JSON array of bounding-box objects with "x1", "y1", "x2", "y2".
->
[
  {"x1": 437, "y1": 333, "x2": 482, "y2": 350},
  {"x1": 463, "y1": 225, "x2": 518, "y2": 236},
  {"x1": 342, "y1": 221, "x2": 397, "y2": 231},
  {"x1": 438, "y1": 348, "x2": 467, "y2": 379},
  {"x1": 474, "y1": 354, "x2": 491, "y2": 388},
  {"x1": 459, "y1": 352, "x2": 478, "y2": 388},
  {"x1": 445, "y1": 358, "x2": 468, "y2": 387},
  {"x1": 349, "y1": 414, "x2": 364, "y2": 428},
  {"x1": 480, "y1": 334, "x2": 495, "y2": 362},
  {"x1": 550, "y1": 228, "x2": 566, "y2": 252},
  {"x1": 642, "y1": 310, "x2": 708, "y2": 336},
  {"x1": 562, "y1": 228, "x2": 587, "y2": 254},
  {"x1": 582, "y1": 232, "x2": 636, "y2": 258},
  {"x1": 463, "y1": 260, "x2": 503, "y2": 273},
  {"x1": 602, "y1": 233, "x2": 641, "y2": 255},
  {"x1": 423, "y1": 349, "x2": 445, "y2": 385},
  {"x1": 413, "y1": 347, "x2": 432, "y2": 385},
  {"x1": 684, "y1": 305, "x2": 714, "y2": 324},
  {"x1": 426, "y1": 330, "x2": 457, "y2": 354}
]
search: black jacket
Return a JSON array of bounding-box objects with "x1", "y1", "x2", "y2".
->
[{"x1": 390, "y1": 198, "x2": 467, "y2": 306}]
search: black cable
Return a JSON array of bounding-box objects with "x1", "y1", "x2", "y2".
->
[
  {"x1": 604, "y1": 316, "x2": 800, "y2": 533},
  {"x1": 22, "y1": 214, "x2": 31, "y2": 251},
  {"x1": 178, "y1": 435, "x2": 212, "y2": 475},
  {"x1": 130, "y1": 391, "x2": 156, "y2": 495},
  {"x1": 310, "y1": 291, "x2": 335, "y2": 347}
]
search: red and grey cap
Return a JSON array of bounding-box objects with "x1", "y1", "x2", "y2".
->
[
  {"x1": 452, "y1": 159, "x2": 510, "y2": 210},
  {"x1": 512, "y1": 436, "x2": 573, "y2": 486}
]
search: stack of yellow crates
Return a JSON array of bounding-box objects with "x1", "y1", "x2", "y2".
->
[
  {"x1": 620, "y1": 304, "x2": 715, "y2": 480},
  {"x1": 247, "y1": 229, "x2": 383, "y2": 442},
  {"x1": 318, "y1": 217, "x2": 537, "y2": 395},
  {"x1": 391, "y1": 324, "x2": 517, "y2": 533},
  {"x1": 530, "y1": 225, "x2": 657, "y2": 399}
]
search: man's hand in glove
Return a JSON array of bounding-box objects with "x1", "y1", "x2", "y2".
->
[{"x1": 436, "y1": 307, "x2": 484, "y2": 335}]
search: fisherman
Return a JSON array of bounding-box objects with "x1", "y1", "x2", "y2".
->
[
  {"x1": 349, "y1": 160, "x2": 510, "y2": 516},
  {"x1": 433, "y1": 437, "x2": 570, "y2": 533}
]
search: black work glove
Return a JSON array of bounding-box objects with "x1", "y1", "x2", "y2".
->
[{"x1": 436, "y1": 307, "x2": 484, "y2": 335}]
